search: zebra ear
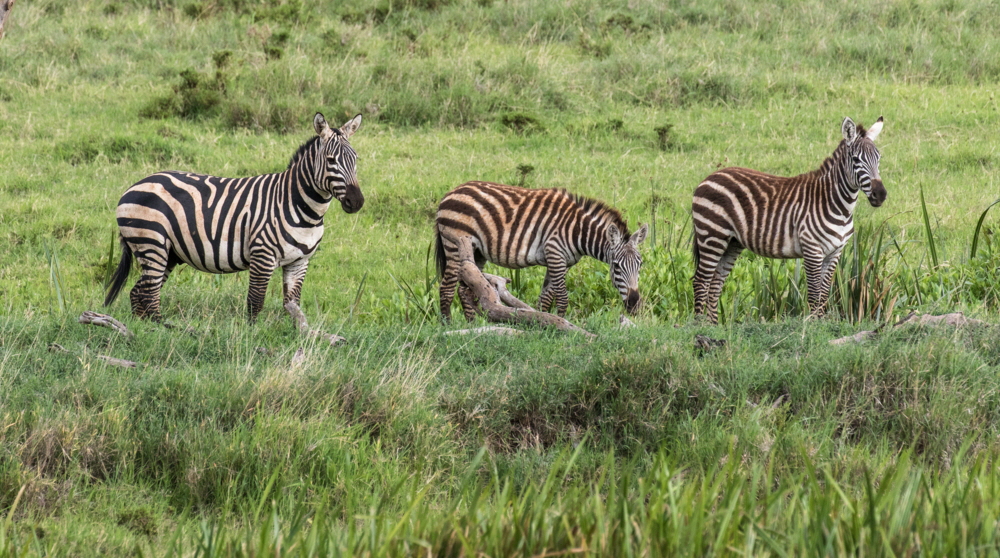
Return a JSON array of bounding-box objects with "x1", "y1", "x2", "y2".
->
[
  {"x1": 842, "y1": 117, "x2": 858, "y2": 145},
  {"x1": 314, "y1": 113, "x2": 333, "y2": 139},
  {"x1": 606, "y1": 224, "x2": 623, "y2": 246},
  {"x1": 866, "y1": 116, "x2": 884, "y2": 141},
  {"x1": 340, "y1": 113, "x2": 363, "y2": 139},
  {"x1": 629, "y1": 224, "x2": 648, "y2": 246}
]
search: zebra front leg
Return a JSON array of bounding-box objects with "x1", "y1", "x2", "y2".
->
[
  {"x1": 537, "y1": 269, "x2": 555, "y2": 313},
  {"x1": 802, "y1": 249, "x2": 829, "y2": 319},
  {"x1": 540, "y1": 249, "x2": 569, "y2": 317},
  {"x1": 809, "y1": 248, "x2": 844, "y2": 319},
  {"x1": 550, "y1": 270, "x2": 569, "y2": 317},
  {"x1": 247, "y1": 252, "x2": 277, "y2": 323},
  {"x1": 282, "y1": 259, "x2": 310, "y2": 306}
]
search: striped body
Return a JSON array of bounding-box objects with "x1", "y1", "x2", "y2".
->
[
  {"x1": 105, "y1": 113, "x2": 363, "y2": 323},
  {"x1": 692, "y1": 116, "x2": 886, "y2": 324},
  {"x1": 435, "y1": 181, "x2": 647, "y2": 319}
]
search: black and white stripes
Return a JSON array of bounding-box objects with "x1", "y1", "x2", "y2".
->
[
  {"x1": 692, "y1": 116, "x2": 886, "y2": 324},
  {"x1": 435, "y1": 181, "x2": 647, "y2": 319},
  {"x1": 104, "y1": 112, "x2": 364, "y2": 322}
]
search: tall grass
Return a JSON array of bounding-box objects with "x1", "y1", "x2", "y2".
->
[{"x1": 40, "y1": 445, "x2": 994, "y2": 557}]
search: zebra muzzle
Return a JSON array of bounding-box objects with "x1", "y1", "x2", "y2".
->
[
  {"x1": 868, "y1": 180, "x2": 886, "y2": 207},
  {"x1": 624, "y1": 290, "x2": 641, "y2": 315},
  {"x1": 340, "y1": 185, "x2": 365, "y2": 214}
]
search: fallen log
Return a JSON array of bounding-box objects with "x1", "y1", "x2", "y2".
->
[
  {"x1": 443, "y1": 326, "x2": 523, "y2": 336},
  {"x1": 283, "y1": 301, "x2": 346, "y2": 346},
  {"x1": 453, "y1": 259, "x2": 596, "y2": 338},
  {"x1": 829, "y1": 311, "x2": 989, "y2": 346},
  {"x1": 79, "y1": 311, "x2": 134, "y2": 338}
]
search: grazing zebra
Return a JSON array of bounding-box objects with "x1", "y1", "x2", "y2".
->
[
  {"x1": 692, "y1": 116, "x2": 886, "y2": 324},
  {"x1": 435, "y1": 181, "x2": 647, "y2": 319},
  {"x1": 105, "y1": 112, "x2": 364, "y2": 323}
]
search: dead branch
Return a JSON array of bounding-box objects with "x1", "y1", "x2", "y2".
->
[
  {"x1": 443, "y1": 326, "x2": 523, "y2": 336},
  {"x1": 0, "y1": 0, "x2": 14, "y2": 41},
  {"x1": 50, "y1": 341, "x2": 142, "y2": 367},
  {"x1": 454, "y1": 260, "x2": 595, "y2": 338},
  {"x1": 482, "y1": 273, "x2": 534, "y2": 310},
  {"x1": 290, "y1": 347, "x2": 305, "y2": 368},
  {"x1": 79, "y1": 311, "x2": 134, "y2": 338},
  {"x1": 619, "y1": 315, "x2": 636, "y2": 329},
  {"x1": 283, "y1": 301, "x2": 347, "y2": 346},
  {"x1": 829, "y1": 311, "x2": 988, "y2": 346},
  {"x1": 96, "y1": 355, "x2": 140, "y2": 368},
  {"x1": 828, "y1": 330, "x2": 879, "y2": 346}
]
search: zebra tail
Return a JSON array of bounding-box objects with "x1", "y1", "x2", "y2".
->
[
  {"x1": 434, "y1": 226, "x2": 446, "y2": 279},
  {"x1": 104, "y1": 236, "x2": 133, "y2": 307},
  {"x1": 692, "y1": 238, "x2": 700, "y2": 272}
]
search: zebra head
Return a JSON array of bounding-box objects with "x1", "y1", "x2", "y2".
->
[
  {"x1": 607, "y1": 223, "x2": 648, "y2": 315},
  {"x1": 842, "y1": 116, "x2": 886, "y2": 207},
  {"x1": 313, "y1": 112, "x2": 365, "y2": 214}
]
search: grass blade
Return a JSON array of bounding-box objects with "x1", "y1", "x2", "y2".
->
[
  {"x1": 970, "y1": 198, "x2": 1000, "y2": 259},
  {"x1": 919, "y1": 185, "x2": 939, "y2": 268}
]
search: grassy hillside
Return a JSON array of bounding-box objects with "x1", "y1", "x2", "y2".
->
[{"x1": 1, "y1": 0, "x2": 1000, "y2": 555}]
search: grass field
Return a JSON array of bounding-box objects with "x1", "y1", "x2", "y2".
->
[{"x1": 2, "y1": 0, "x2": 1000, "y2": 555}]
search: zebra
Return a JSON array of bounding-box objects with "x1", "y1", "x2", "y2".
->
[
  {"x1": 435, "y1": 181, "x2": 647, "y2": 319},
  {"x1": 104, "y1": 112, "x2": 364, "y2": 323},
  {"x1": 692, "y1": 116, "x2": 886, "y2": 324}
]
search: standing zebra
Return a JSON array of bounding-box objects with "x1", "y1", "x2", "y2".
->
[
  {"x1": 105, "y1": 112, "x2": 364, "y2": 323},
  {"x1": 692, "y1": 116, "x2": 886, "y2": 324},
  {"x1": 435, "y1": 181, "x2": 647, "y2": 319}
]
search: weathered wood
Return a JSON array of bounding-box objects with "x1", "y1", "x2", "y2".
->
[
  {"x1": 482, "y1": 273, "x2": 534, "y2": 310},
  {"x1": 829, "y1": 311, "x2": 988, "y2": 346},
  {"x1": 79, "y1": 311, "x2": 134, "y2": 338},
  {"x1": 96, "y1": 355, "x2": 140, "y2": 368},
  {"x1": 828, "y1": 330, "x2": 879, "y2": 346},
  {"x1": 443, "y1": 326, "x2": 523, "y2": 336},
  {"x1": 283, "y1": 301, "x2": 347, "y2": 346},
  {"x1": 290, "y1": 347, "x2": 306, "y2": 368},
  {"x1": 454, "y1": 259, "x2": 596, "y2": 338},
  {"x1": 0, "y1": 0, "x2": 14, "y2": 40},
  {"x1": 619, "y1": 315, "x2": 636, "y2": 329}
]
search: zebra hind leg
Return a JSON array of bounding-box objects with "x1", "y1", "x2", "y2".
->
[
  {"x1": 806, "y1": 248, "x2": 843, "y2": 319},
  {"x1": 705, "y1": 241, "x2": 743, "y2": 324},
  {"x1": 128, "y1": 248, "x2": 175, "y2": 322},
  {"x1": 438, "y1": 260, "x2": 461, "y2": 322},
  {"x1": 693, "y1": 238, "x2": 727, "y2": 324},
  {"x1": 247, "y1": 251, "x2": 277, "y2": 323}
]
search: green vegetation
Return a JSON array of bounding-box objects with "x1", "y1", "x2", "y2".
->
[{"x1": 1, "y1": 0, "x2": 999, "y2": 555}]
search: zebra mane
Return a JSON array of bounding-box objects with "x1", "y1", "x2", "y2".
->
[
  {"x1": 567, "y1": 191, "x2": 630, "y2": 236},
  {"x1": 287, "y1": 135, "x2": 323, "y2": 170}
]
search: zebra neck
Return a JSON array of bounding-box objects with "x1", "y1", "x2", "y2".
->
[
  {"x1": 286, "y1": 160, "x2": 333, "y2": 222},
  {"x1": 581, "y1": 228, "x2": 612, "y2": 264},
  {"x1": 816, "y1": 146, "x2": 859, "y2": 216}
]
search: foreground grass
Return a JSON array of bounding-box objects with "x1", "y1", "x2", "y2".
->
[{"x1": 2, "y1": 311, "x2": 1000, "y2": 555}]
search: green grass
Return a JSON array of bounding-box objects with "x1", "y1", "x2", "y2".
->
[{"x1": 2, "y1": 0, "x2": 1000, "y2": 555}]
